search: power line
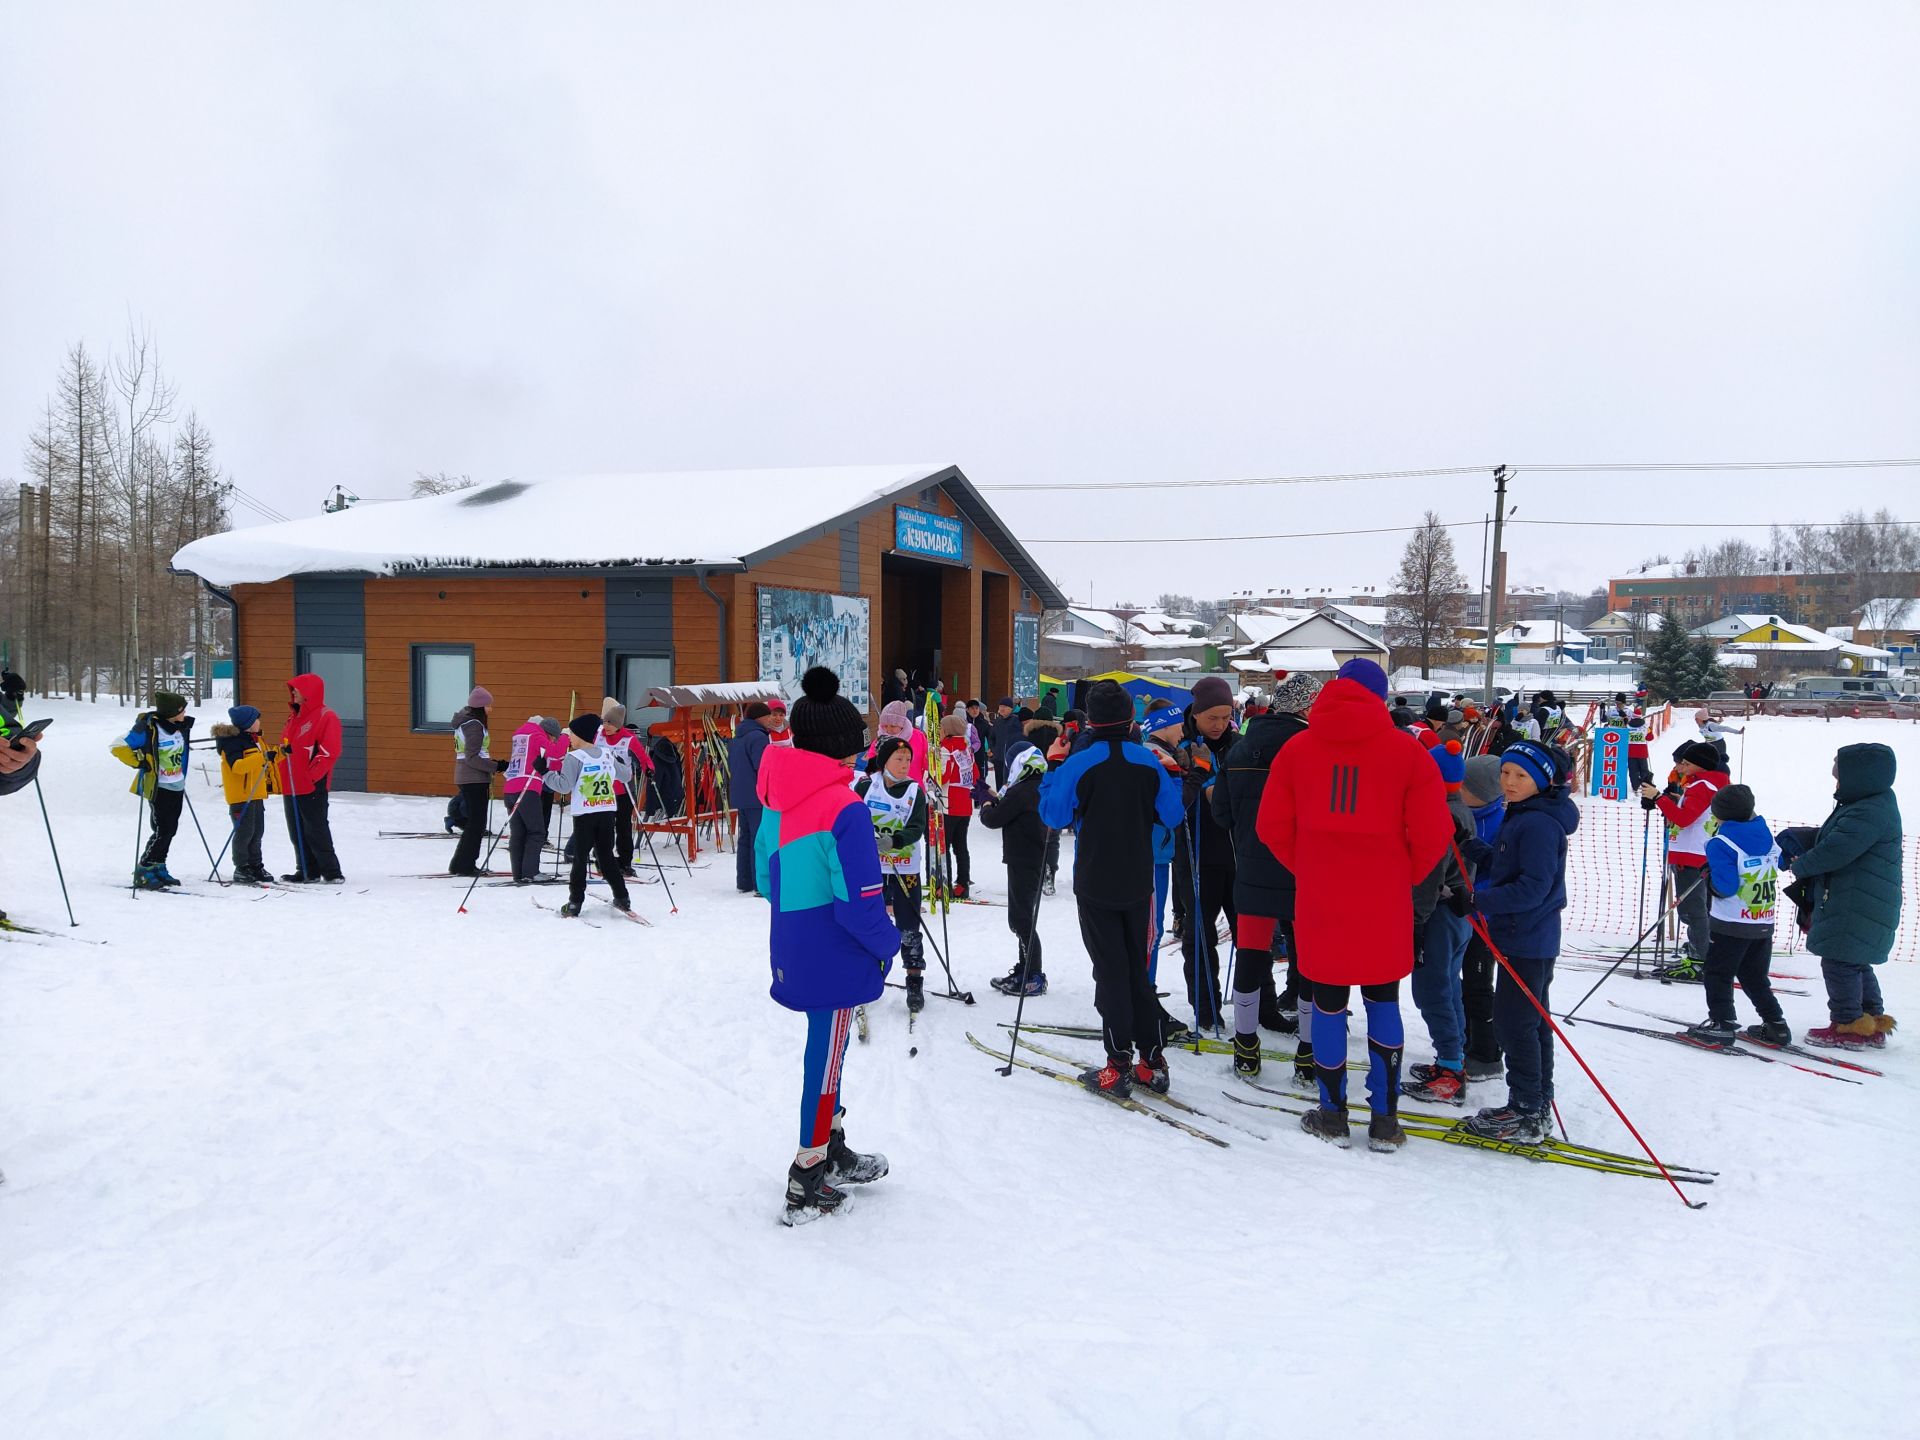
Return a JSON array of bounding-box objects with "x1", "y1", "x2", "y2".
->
[
  {"x1": 981, "y1": 457, "x2": 1920, "y2": 493},
  {"x1": 1030, "y1": 513, "x2": 1920, "y2": 545}
]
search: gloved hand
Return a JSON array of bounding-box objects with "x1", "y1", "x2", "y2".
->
[
  {"x1": 495, "y1": 758, "x2": 510, "y2": 772},
  {"x1": 533, "y1": 754, "x2": 549, "y2": 774},
  {"x1": 1446, "y1": 887, "x2": 1474, "y2": 918}
]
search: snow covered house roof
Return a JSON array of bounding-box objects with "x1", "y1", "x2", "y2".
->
[
  {"x1": 1065, "y1": 606, "x2": 1126, "y2": 635},
  {"x1": 1323, "y1": 603, "x2": 1390, "y2": 633},
  {"x1": 172, "y1": 463, "x2": 1070, "y2": 606},
  {"x1": 1689, "y1": 613, "x2": 1784, "y2": 640},
  {"x1": 1257, "y1": 646, "x2": 1343, "y2": 673}
]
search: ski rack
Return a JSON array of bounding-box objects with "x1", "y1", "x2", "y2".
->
[{"x1": 637, "y1": 682, "x2": 783, "y2": 862}]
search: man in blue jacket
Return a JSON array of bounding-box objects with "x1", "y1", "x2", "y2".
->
[
  {"x1": 728, "y1": 701, "x2": 774, "y2": 895},
  {"x1": 1040, "y1": 680, "x2": 1186, "y2": 1096}
]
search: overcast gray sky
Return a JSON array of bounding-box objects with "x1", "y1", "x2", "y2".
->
[{"x1": 4, "y1": 3, "x2": 1916, "y2": 608}]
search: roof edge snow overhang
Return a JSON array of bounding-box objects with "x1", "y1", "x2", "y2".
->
[{"x1": 738, "y1": 464, "x2": 1070, "y2": 610}]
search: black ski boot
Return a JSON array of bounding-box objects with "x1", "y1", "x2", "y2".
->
[
  {"x1": 1232, "y1": 1032, "x2": 1262, "y2": 1079},
  {"x1": 1685, "y1": 1017, "x2": 1738, "y2": 1050},
  {"x1": 1742, "y1": 1019, "x2": 1794, "y2": 1048},
  {"x1": 1464, "y1": 1055, "x2": 1505, "y2": 1082},
  {"x1": 1303, "y1": 1058, "x2": 1351, "y2": 1146},
  {"x1": 559, "y1": 900, "x2": 583, "y2": 918},
  {"x1": 827, "y1": 1113, "x2": 889, "y2": 1186},
  {"x1": 1461, "y1": 1104, "x2": 1548, "y2": 1143},
  {"x1": 781, "y1": 1156, "x2": 851, "y2": 1226},
  {"x1": 1291, "y1": 1041, "x2": 1317, "y2": 1091},
  {"x1": 1079, "y1": 1057, "x2": 1133, "y2": 1097}
]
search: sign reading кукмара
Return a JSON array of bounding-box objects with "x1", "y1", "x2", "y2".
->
[{"x1": 894, "y1": 505, "x2": 966, "y2": 564}]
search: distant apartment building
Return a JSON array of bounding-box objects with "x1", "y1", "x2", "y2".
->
[{"x1": 1608, "y1": 560, "x2": 1858, "y2": 631}]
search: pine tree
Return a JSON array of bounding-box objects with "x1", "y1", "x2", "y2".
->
[{"x1": 1639, "y1": 605, "x2": 1699, "y2": 701}]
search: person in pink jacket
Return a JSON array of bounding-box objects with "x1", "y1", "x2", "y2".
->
[
  {"x1": 504, "y1": 715, "x2": 568, "y2": 883},
  {"x1": 866, "y1": 700, "x2": 929, "y2": 783}
]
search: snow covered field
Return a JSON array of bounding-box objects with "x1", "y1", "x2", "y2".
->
[{"x1": 3, "y1": 700, "x2": 1915, "y2": 1438}]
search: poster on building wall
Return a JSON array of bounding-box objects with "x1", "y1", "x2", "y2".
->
[
  {"x1": 1013, "y1": 613, "x2": 1039, "y2": 700},
  {"x1": 757, "y1": 586, "x2": 871, "y2": 711}
]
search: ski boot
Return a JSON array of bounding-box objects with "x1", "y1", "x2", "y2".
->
[
  {"x1": 1291, "y1": 1042, "x2": 1317, "y2": 1091},
  {"x1": 1401, "y1": 1065, "x2": 1467, "y2": 1106},
  {"x1": 781, "y1": 1156, "x2": 851, "y2": 1227},
  {"x1": 1079, "y1": 1057, "x2": 1133, "y2": 1097},
  {"x1": 1464, "y1": 1056, "x2": 1505, "y2": 1082},
  {"x1": 1461, "y1": 1104, "x2": 1548, "y2": 1143},
  {"x1": 559, "y1": 900, "x2": 583, "y2": 918},
  {"x1": 280, "y1": 872, "x2": 311, "y2": 884},
  {"x1": 1368, "y1": 1112, "x2": 1408, "y2": 1152},
  {"x1": 154, "y1": 864, "x2": 182, "y2": 888},
  {"x1": 1806, "y1": 1016, "x2": 1880, "y2": 1050},
  {"x1": 1741, "y1": 1019, "x2": 1793, "y2": 1048},
  {"x1": 1232, "y1": 1032, "x2": 1262, "y2": 1080},
  {"x1": 904, "y1": 969, "x2": 925, "y2": 1014},
  {"x1": 133, "y1": 864, "x2": 168, "y2": 891},
  {"x1": 1131, "y1": 1054, "x2": 1170, "y2": 1095},
  {"x1": 827, "y1": 1114, "x2": 889, "y2": 1186},
  {"x1": 1300, "y1": 1107, "x2": 1351, "y2": 1148},
  {"x1": 1653, "y1": 952, "x2": 1703, "y2": 982},
  {"x1": 1684, "y1": 1018, "x2": 1738, "y2": 1050},
  {"x1": 1002, "y1": 972, "x2": 1046, "y2": 997},
  {"x1": 1261, "y1": 1005, "x2": 1300, "y2": 1035},
  {"x1": 989, "y1": 966, "x2": 1025, "y2": 995}
]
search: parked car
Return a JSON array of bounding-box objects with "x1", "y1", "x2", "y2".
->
[{"x1": 1783, "y1": 673, "x2": 1898, "y2": 698}]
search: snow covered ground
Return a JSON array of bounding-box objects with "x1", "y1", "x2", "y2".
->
[{"x1": 3, "y1": 700, "x2": 1916, "y2": 1437}]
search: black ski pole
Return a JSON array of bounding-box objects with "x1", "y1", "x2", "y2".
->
[
  {"x1": 639, "y1": 823, "x2": 678, "y2": 914},
  {"x1": 458, "y1": 782, "x2": 536, "y2": 913},
  {"x1": 180, "y1": 787, "x2": 222, "y2": 877},
  {"x1": 32, "y1": 773, "x2": 77, "y2": 926},
  {"x1": 1562, "y1": 871, "x2": 1707, "y2": 1023},
  {"x1": 999, "y1": 828, "x2": 1052, "y2": 1075}
]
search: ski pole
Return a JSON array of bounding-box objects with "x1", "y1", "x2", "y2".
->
[
  {"x1": 998, "y1": 829, "x2": 1053, "y2": 1075},
  {"x1": 180, "y1": 786, "x2": 222, "y2": 877},
  {"x1": 130, "y1": 770, "x2": 148, "y2": 898},
  {"x1": 1634, "y1": 807, "x2": 1652, "y2": 958},
  {"x1": 32, "y1": 773, "x2": 77, "y2": 926},
  {"x1": 457, "y1": 780, "x2": 539, "y2": 913},
  {"x1": 1468, "y1": 910, "x2": 1705, "y2": 1209},
  {"x1": 1552, "y1": 871, "x2": 1707, "y2": 1023},
  {"x1": 639, "y1": 823, "x2": 678, "y2": 914}
]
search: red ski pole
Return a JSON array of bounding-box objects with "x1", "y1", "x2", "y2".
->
[{"x1": 1453, "y1": 841, "x2": 1704, "y2": 1210}]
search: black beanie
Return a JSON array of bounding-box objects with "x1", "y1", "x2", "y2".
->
[
  {"x1": 1711, "y1": 784, "x2": 1755, "y2": 823},
  {"x1": 568, "y1": 713, "x2": 602, "y2": 743},
  {"x1": 1679, "y1": 741, "x2": 1723, "y2": 771},
  {"x1": 788, "y1": 667, "x2": 867, "y2": 759},
  {"x1": 872, "y1": 735, "x2": 909, "y2": 774},
  {"x1": 1086, "y1": 679, "x2": 1133, "y2": 728}
]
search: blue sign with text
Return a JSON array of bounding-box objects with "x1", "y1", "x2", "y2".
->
[{"x1": 894, "y1": 505, "x2": 966, "y2": 564}]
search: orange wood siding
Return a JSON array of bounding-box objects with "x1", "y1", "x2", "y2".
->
[
  {"x1": 362, "y1": 578, "x2": 603, "y2": 795},
  {"x1": 233, "y1": 580, "x2": 295, "y2": 711}
]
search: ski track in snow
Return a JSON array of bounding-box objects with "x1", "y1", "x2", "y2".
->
[{"x1": 1, "y1": 700, "x2": 1914, "y2": 1436}]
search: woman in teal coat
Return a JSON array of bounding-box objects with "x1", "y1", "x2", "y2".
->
[{"x1": 1784, "y1": 743, "x2": 1903, "y2": 1049}]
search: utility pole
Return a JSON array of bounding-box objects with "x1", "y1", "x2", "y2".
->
[{"x1": 1482, "y1": 464, "x2": 1510, "y2": 706}]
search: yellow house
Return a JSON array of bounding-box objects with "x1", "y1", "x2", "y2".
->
[{"x1": 1716, "y1": 617, "x2": 1893, "y2": 675}]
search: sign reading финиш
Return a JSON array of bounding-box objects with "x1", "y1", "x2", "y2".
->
[
  {"x1": 1590, "y1": 724, "x2": 1630, "y2": 801},
  {"x1": 894, "y1": 505, "x2": 965, "y2": 563}
]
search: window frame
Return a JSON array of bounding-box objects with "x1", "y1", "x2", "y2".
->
[
  {"x1": 607, "y1": 650, "x2": 673, "y2": 735},
  {"x1": 295, "y1": 645, "x2": 367, "y2": 726},
  {"x1": 411, "y1": 643, "x2": 475, "y2": 733}
]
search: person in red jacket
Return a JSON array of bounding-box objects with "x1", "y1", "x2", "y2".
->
[
  {"x1": 1256, "y1": 658, "x2": 1453, "y2": 1151},
  {"x1": 1639, "y1": 739, "x2": 1728, "y2": 973},
  {"x1": 278, "y1": 671, "x2": 344, "y2": 882}
]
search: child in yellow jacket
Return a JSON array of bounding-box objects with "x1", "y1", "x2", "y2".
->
[{"x1": 213, "y1": 705, "x2": 279, "y2": 884}]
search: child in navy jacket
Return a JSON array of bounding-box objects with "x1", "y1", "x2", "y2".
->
[{"x1": 1462, "y1": 739, "x2": 1580, "y2": 1144}]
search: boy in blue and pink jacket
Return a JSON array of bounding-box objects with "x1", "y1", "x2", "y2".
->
[{"x1": 756, "y1": 666, "x2": 901, "y2": 1226}]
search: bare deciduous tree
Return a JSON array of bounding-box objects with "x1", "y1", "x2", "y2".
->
[
  {"x1": 412, "y1": 470, "x2": 478, "y2": 497},
  {"x1": 1387, "y1": 511, "x2": 1467, "y2": 679}
]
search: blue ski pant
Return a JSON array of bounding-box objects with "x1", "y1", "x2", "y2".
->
[
  {"x1": 798, "y1": 1006, "x2": 854, "y2": 1157},
  {"x1": 1412, "y1": 908, "x2": 1471, "y2": 1069},
  {"x1": 1309, "y1": 980, "x2": 1403, "y2": 1115}
]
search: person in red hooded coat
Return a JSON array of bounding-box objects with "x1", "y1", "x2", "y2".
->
[
  {"x1": 1257, "y1": 658, "x2": 1453, "y2": 1151},
  {"x1": 278, "y1": 671, "x2": 345, "y2": 882}
]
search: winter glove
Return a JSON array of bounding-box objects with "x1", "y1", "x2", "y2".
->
[
  {"x1": 533, "y1": 754, "x2": 549, "y2": 774},
  {"x1": 1446, "y1": 887, "x2": 1474, "y2": 918},
  {"x1": 495, "y1": 758, "x2": 510, "y2": 772}
]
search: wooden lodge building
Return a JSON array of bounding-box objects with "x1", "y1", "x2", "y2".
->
[{"x1": 173, "y1": 464, "x2": 1067, "y2": 796}]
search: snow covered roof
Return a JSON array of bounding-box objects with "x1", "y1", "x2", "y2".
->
[
  {"x1": 172, "y1": 463, "x2": 1070, "y2": 606},
  {"x1": 1324, "y1": 603, "x2": 1390, "y2": 631},
  {"x1": 1258, "y1": 646, "x2": 1343, "y2": 672},
  {"x1": 1040, "y1": 632, "x2": 1119, "y2": 650},
  {"x1": 1133, "y1": 656, "x2": 1201, "y2": 672},
  {"x1": 1690, "y1": 613, "x2": 1785, "y2": 639},
  {"x1": 1066, "y1": 606, "x2": 1126, "y2": 635},
  {"x1": 1229, "y1": 611, "x2": 1312, "y2": 649},
  {"x1": 1494, "y1": 621, "x2": 1592, "y2": 646}
]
